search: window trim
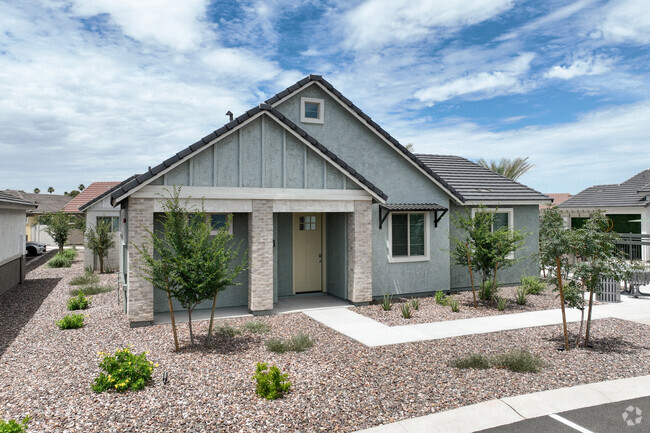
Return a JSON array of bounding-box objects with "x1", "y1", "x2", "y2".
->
[
  {"x1": 300, "y1": 97, "x2": 324, "y2": 124},
  {"x1": 96, "y1": 216, "x2": 119, "y2": 233},
  {"x1": 208, "y1": 213, "x2": 233, "y2": 235},
  {"x1": 387, "y1": 211, "x2": 430, "y2": 263},
  {"x1": 471, "y1": 207, "x2": 515, "y2": 258}
]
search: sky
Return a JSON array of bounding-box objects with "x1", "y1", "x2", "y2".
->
[{"x1": 1, "y1": 0, "x2": 649, "y2": 195}]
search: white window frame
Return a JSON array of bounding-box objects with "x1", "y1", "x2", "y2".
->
[
  {"x1": 387, "y1": 211, "x2": 430, "y2": 263},
  {"x1": 208, "y1": 213, "x2": 233, "y2": 235},
  {"x1": 300, "y1": 97, "x2": 324, "y2": 124},
  {"x1": 471, "y1": 207, "x2": 515, "y2": 258},
  {"x1": 96, "y1": 216, "x2": 119, "y2": 233}
]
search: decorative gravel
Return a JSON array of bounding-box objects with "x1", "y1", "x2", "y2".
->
[
  {"x1": 1, "y1": 260, "x2": 649, "y2": 432},
  {"x1": 355, "y1": 286, "x2": 580, "y2": 326}
]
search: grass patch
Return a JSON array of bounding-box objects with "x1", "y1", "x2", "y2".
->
[
  {"x1": 69, "y1": 284, "x2": 113, "y2": 296},
  {"x1": 449, "y1": 297, "x2": 460, "y2": 312},
  {"x1": 266, "y1": 332, "x2": 314, "y2": 353},
  {"x1": 70, "y1": 272, "x2": 100, "y2": 286},
  {"x1": 242, "y1": 320, "x2": 270, "y2": 334},
  {"x1": 48, "y1": 253, "x2": 72, "y2": 268},
  {"x1": 217, "y1": 324, "x2": 242, "y2": 337},
  {"x1": 493, "y1": 349, "x2": 546, "y2": 373},
  {"x1": 520, "y1": 276, "x2": 546, "y2": 295},
  {"x1": 515, "y1": 287, "x2": 528, "y2": 305},
  {"x1": 449, "y1": 353, "x2": 491, "y2": 369},
  {"x1": 60, "y1": 248, "x2": 78, "y2": 260},
  {"x1": 496, "y1": 297, "x2": 507, "y2": 311},
  {"x1": 56, "y1": 313, "x2": 84, "y2": 330}
]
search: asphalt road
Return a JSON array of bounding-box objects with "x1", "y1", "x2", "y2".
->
[{"x1": 479, "y1": 396, "x2": 648, "y2": 432}]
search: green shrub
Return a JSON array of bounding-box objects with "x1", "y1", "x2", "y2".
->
[
  {"x1": 381, "y1": 293, "x2": 393, "y2": 311},
  {"x1": 60, "y1": 248, "x2": 77, "y2": 260},
  {"x1": 242, "y1": 320, "x2": 270, "y2": 334},
  {"x1": 400, "y1": 303, "x2": 412, "y2": 319},
  {"x1": 0, "y1": 416, "x2": 31, "y2": 433},
  {"x1": 449, "y1": 297, "x2": 460, "y2": 312},
  {"x1": 70, "y1": 270, "x2": 100, "y2": 286},
  {"x1": 92, "y1": 347, "x2": 157, "y2": 393},
  {"x1": 435, "y1": 290, "x2": 448, "y2": 306},
  {"x1": 496, "y1": 297, "x2": 507, "y2": 311},
  {"x1": 67, "y1": 293, "x2": 91, "y2": 311},
  {"x1": 515, "y1": 287, "x2": 528, "y2": 305},
  {"x1": 520, "y1": 276, "x2": 546, "y2": 295},
  {"x1": 493, "y1": 349, "x2": 545, "y2": 373},
  {"x1": 252, "y1": 362, "x2": 291, "y2": 400},
  {"x1": 450, "y1": 354, "x2": 491, "y2": 369},
  {"x1": 47, "y1": 253, "x2": 71, "y2": 268},
  {"x1": 217, "y1": 324, "x2": 242, "y2": 337},
  {"x1": 410, "y1": 298, "x2": 420, "y2": 310},
  {"x1": 69, "y1": 284, "x2": 112, "y2": 296},
  {"x1": 266, "y1": 332, "x2": 314, "y2": 353},
  {"x1": 479, "y1": 280, "x2": 498, "y2": 301},
  {"x1": 56, "y1": 313, "x2": 84, "y2": 329}
]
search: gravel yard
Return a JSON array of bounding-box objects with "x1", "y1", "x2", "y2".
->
[
  {"x1": 1, "y1": 260, "x2": 649, "y2": 432},
  {"x1": 355, "y1": 286, "x2": 567, "y2": 326}
]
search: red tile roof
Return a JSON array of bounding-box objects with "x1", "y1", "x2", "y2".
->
[
  {"x1": 540, "y1": 193, "x2": 572, "y2": 210},
  {"x1": 63, "y1": 182, "x2": 121, "y2": 213}
]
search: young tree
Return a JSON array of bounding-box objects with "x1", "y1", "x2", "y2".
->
[
  {"x1": 33, "y1": 188, "x2": 40, "y2": 194},
  {"x1": 134, "y1": 187, "x2": 247, "y2": 349},
  {"x1": 39, "y1": 211, "x2": 85, "y2": 252},
  {"x1": 86, "y1": 220, "x2": 116, "y2": 273},
  {"x1": 477, "y1": 157, "x2": 533, "y2": 180},
  {"x1": 47, "y1": 186, "x2": 54, "y2": 194}
]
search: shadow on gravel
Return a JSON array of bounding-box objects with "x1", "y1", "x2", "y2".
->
[
  {"x1": 545, "y1": 334, "x2": 650, "y2": 354},
  {"x1": 0, "y1": 277, "x2": 61, "y2": 357},
  {"x1": 176, "y1": 335, "x2": 260, "y2": 354}
]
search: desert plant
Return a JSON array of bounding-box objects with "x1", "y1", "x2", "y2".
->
[
  {"x1": 381, "y1": 293, "x2": 393, "y2": 311},
  {"x1": 69, "y1": 284, "x2": 113, "y2": 297},
  {"x1": 67, "y1": 293, "x2": 91, "y2": 310},
  {"x1": 449, "y1": 297, "x2": 460, "y2": 312},
  {"x1": 520, "y1": 275, "x2": 546, "y2": 295},
  {"x1": 60, "y1": 248, "x2": 78, "y2": 260},
  {"x1": 242, "y1": 320, "x2": 270, "y2": 334},
  {"x1": 86, "y1": 220, "x2": 116, "y2": 273},
  {"x1": 434, "y1": 290, "x2": 448, "y2": 306},
  {"x1": 493, "y1": 349, "x2": 545, "y2": 373},
  {"x1": 0, "y1": 416, "x2": 31, "y2": 433},
  {"x1": 449, "y1": 353, "x2": 491, "y2": 369},
  {"x1": 266, "y1": 333, "x2": 313, "y2": 353},
  {"x1": 479, "y1": 279, "x2": 498, "y2": 302},
  {"x1": 92, "y1": 347, "x2": 157, "y2": 393},
  {"x1": 47, "y1": 253, "x2": 72, "y2": 268},
  {"x1": 477, "y1": 157, "x2": 533, "y2": 181},
  {"x1": 217, "y1": 324, "x2": 241, "y2": 337},
  {"x1": 515, "y1": 287, "x2": 528, "y2": 305},
  {"x1": 410, "y1": 298, "x2": 420, "y2": 310},
  {"x1": 400, "y1": 303, "x2": 412, "y2": 318},
  {"x1": 252, "y1": 362, "x2": 291, "y2": 400},
  {"x1": 496, "y1": 297, "x2": 507, "y2": 311},
  {"x1": 56, "y1": 313, "x2": 84, "y2": 329},
  {"x1": 70, "y1": 270, "x2": 100, "y2": 286}
]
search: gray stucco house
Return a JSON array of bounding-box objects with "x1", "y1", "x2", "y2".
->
[
  {"x1": 0, "y1": 191, "x2": 37, "y2": 296},
  {"x1": 109, "y1": 75, "x2": 550, "y2": 326}
]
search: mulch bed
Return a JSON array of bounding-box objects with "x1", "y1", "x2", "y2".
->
[{"x1": 1, "y1": 260, "x2": 648, "y2": 432}]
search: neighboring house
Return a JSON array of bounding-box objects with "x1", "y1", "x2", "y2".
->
[
  {"x1": 558, "y1": 169, "x2": 650, "y2": 261},
  {"x1": 3, "y1": 190, "x2": 72, "y2": 246},
  {"x1": 540, "y1": 193, "x2": 571, "y2": 210},
  {"x1": 0, "y1": 191, "x2": 37, "y2": 296},
  {"x1": 109, "y1": 75, "x2": 550, "y2": 326},
  {"x1": 67, "y1": 182, "x2": 122, "y2": 271}
]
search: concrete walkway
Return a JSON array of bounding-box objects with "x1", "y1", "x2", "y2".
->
[
  {"x1": 355, "y1": 375, "x2": 650, "y2": 433},
  {"x1": 304, "y1": 295, "x2": 650, "y2": 347}
]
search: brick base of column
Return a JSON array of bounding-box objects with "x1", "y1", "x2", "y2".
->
[
  {"x1": 248, "y1": 200, "x2": 274, "y2": 312},
  {"x1": 347, "y1": 200, "x2": 373, "y2": 303},
  {"x1": 127, "y1": 197, "x2": 155, "y2": 324}
]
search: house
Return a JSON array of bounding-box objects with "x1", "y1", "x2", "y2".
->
[
  {"x1": 64, "y1": 182, "x2": 122, "y2": 272},
  {"x1": 109, "y1": 75, "x2": 550, "y2": 326},
  {"x1": 0, "y1": 191, "x2": 37, "y2": 296},
  {"x1": 3, "y1": 190, "x2": 73, "y2": 245},
  {"x1": 540, "y1": 193, "x2": 571, "y2": 210},
  {"x1": 558, "y1": 169, "x2": 650, "y2": 261}
]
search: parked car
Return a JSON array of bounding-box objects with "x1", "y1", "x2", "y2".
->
[{"x1": 26, "y1": 241, "x2": 46, "y2": 256}]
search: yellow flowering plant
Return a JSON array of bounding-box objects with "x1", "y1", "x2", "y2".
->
[{"x1": 92, "y1": 347, "x2": 157, "y2": 393}]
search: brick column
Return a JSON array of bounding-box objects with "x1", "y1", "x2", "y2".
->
[
  {"x1": 127, "y1": 197, "x2": 154, "y2": 326},
  {"x1": 347, "y1": 200, "x2": 373, "y2": 303},
  {"x1": 248, "y1": 200, "x2": 274, "y2": 313}
]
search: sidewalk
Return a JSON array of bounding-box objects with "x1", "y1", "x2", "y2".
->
[{"x1": 304, "y1": 295, "x2": 650, "y2": 347}]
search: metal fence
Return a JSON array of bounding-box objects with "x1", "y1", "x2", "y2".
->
[
  {"x1": 598, "y1": 278, "x2": 621, "y2": 302},
  {"x1": 615, "y1": 233, "x2": 650, "y2": 261}
]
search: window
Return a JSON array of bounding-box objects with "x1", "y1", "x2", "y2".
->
[
  {"x1": 97, "y1": 216, "x2": 119, "y2": 232},
  {"x1": 471, "y1": 208, "x2": 513, "y2": 232},
  {"x1": 300, "y1": 97, "x2": 324, "y2": 124},
  {"x1": 209, "y1": 214, "x2": 233, "y2": 235},
  {"x1": 389, "y1": 212, "x2": 429, "y2": 262},
  {"x1": 299, "y1": 215, "x2": 316, "y2": 231}
]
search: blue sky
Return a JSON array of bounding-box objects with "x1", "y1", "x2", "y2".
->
[{"x1": 1, "y1": 0, "x2": 649, "y2": 195}]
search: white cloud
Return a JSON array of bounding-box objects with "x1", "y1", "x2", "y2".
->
[
  {"x1": 414, "y1": 53, "x2": 535, "y2": 105},
  {"x1": 544, "y1": 56, "x2": 612, "y2": 80},
  {"x1": 596, "y1": 0, "x2": 650, "y2": 44},
  {"x1": 341, "y1": 0, "x2": 514, "y2": 50},
  {"x1": 67, "y1": 0, "x2": 212, "y2": 50}
]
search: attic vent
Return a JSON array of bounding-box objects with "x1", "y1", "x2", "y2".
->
[{"x1": 477, "y1": 188, "x2": 492, "y2": 193}]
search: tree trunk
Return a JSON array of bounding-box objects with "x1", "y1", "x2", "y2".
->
[
  {"x1": 188, "y1": 308, "x2": 194, "y2": 346},
  {"x1": 584, "y1": 283, "x2": 596, "y2": 346},
  {"x1": 164, "y1": 269, "x2": 179, "y2": 352},
  {"x1": 555, "y1": 257, "x2": 569, "y2": 351},
  {"x1": 576, "y1": 306, "x2": 584, "y2": 348},
  {"x1": 466, "y1": 244, "x2": 478, "y2": 308},
  {"x1": 206, "y1": 290, "x2": 220, "y2": 347},
  {"x1": 491, "y1": 262, "x2": 499, "y2": 305},
  {"x1": 99, "y1": 255, "x2": 104, "y2": 274}
]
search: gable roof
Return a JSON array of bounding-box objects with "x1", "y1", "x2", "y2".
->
[
  {"x1": 79, "y1": 176, "x2": 136, "y2": 212},
  {"x1": 265, "y1": 75, "x2": 464, "y2": 203},
  {"x1": 415, "y1": 154, "x2": 551, "y2": 203},
  {"x1": 63, "y1": 182, "x2": 121, "y2": 213},
  {"x1": 540, "y1": 193, "x2": 571, "y2": 210},
  {"x1": 559, "y1": 169, "x2": 650, "y2": 209},
  {"x1": 0, "y1": 191, "x2": 37, "y2": 209},
  {"x1": 110, "y1": 104, "x2": 387, "y2": 205},
  {"x1": 3, "y1": 190, "x2": 71, "y2": 214}
]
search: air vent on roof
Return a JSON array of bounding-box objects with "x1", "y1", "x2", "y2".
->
[{"x1": 477, "y1": 188, "x2": 492, "y2": 193}]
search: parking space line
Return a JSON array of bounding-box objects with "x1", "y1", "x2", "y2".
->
[{"x1": 549, "y1": 414, "x2": 595, "y2": 433}]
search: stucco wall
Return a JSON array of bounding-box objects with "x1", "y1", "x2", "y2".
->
[{"x1": 0, "y1": 208, "x2": 25, "y2": 264}]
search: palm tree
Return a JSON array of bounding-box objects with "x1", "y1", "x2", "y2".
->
[
  {"x1": 47, "y1": 186, "x2": 55, "y2": 194},
  {"x1": 477, "y1": 157, "x2": 533, "y2": 181},
  {"x1": 78, "y1": 184, "x2": 85, "y2": 191},
  {"x1": 33, "y1": 188, "x2": 40, "y2": 194}
]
